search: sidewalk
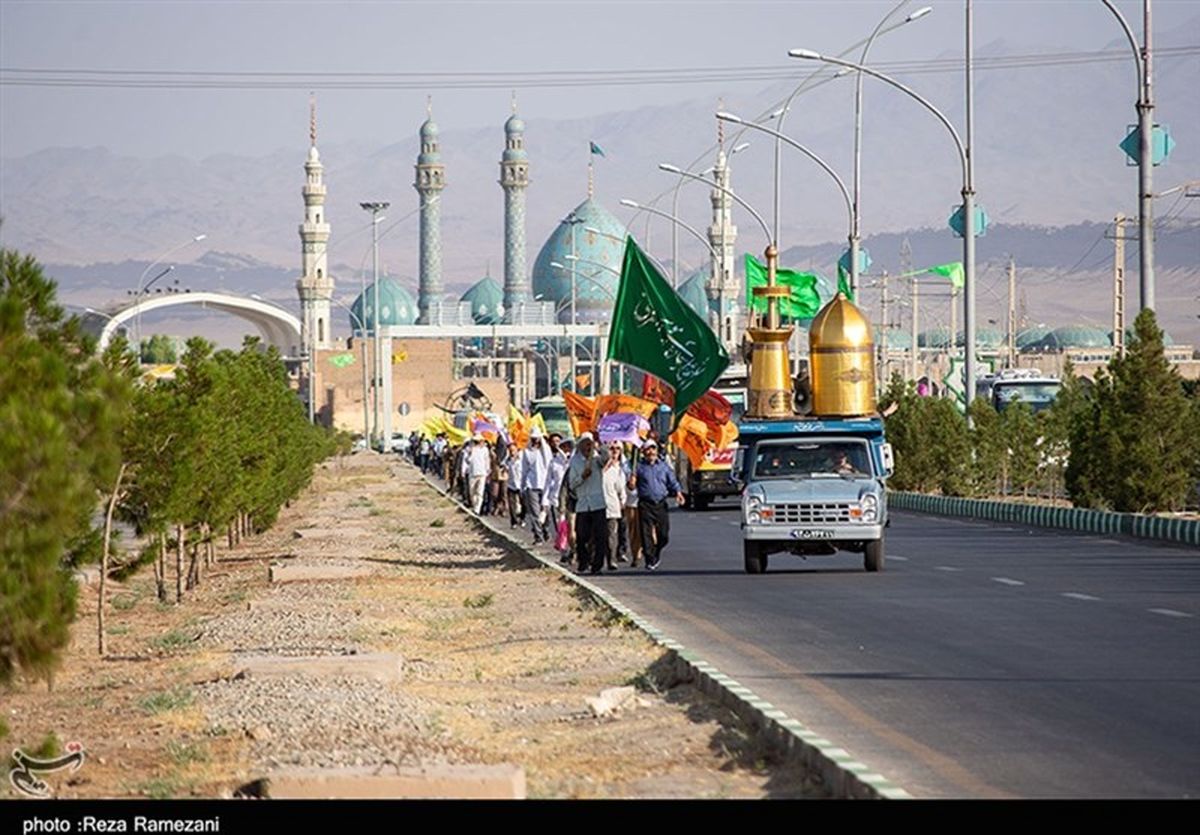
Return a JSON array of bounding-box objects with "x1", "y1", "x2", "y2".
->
[{"x1": 4, "y1": 453, "x2": 819, "y2": 799}]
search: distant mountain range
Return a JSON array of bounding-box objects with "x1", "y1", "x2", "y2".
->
[{"x1": 2, "y1": 21, "x2": 1197, "y2": 346}]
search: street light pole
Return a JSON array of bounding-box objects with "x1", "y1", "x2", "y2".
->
[
  {"x1": 133, "y1": 233, "x2": 206, "y2": 348},
  {"x1": 851, "y1": 3, "x2": 932, "y2": 296},
  {"x1": 1102, "y1": 0, "x2": 1155, "y2": 312},
  {"x1": 360, "y1": 201, "x2": 390, "y2": 451},
  {"x1": 791, "y1": 48, "x2": 978, "y2": 415}
]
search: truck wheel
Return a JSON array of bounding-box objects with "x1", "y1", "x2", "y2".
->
[
  {"x1": 864, "y1": 538, "x2": 885, "y2": 572},
  {"x1": 744, "y1": 542, "x2": 767, "y2": 574}
]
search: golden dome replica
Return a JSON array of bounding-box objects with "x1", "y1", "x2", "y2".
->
[{"x1": 808, "y1": 292, "x2": 877, "y2": 418}]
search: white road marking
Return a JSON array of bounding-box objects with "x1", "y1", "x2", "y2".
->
[
  {"x1": 935, "y1": 566, "x2": 963, "y2": 572},
  {"x1": 889, "y1": 555, "x2": 909, "y2": 562},
  {"x1": 1148, "y1": 608, "x2": 1192, "y2": 619},
  {"x1": 1062, "y1": 592, "x2": 1101, "y2": 601},
  {"x1": 991, "y1": 577, "x2": 1025, "y2": 586}
]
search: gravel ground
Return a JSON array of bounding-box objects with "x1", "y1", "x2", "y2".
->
[{"x1": 2, "y1": 452, "x2": 821, "y2": 800}]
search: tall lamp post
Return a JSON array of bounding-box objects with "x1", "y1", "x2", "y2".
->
[
  {"x1": 1102, "y1": 0, "x2": 1156, "y2": 312},
  {"x1": 791, "y1": 47, "x2": 979, "y2": 414},
  {"x1": 360, "y1": 201, "x2": 390, "y2": 451},
  {"x1": 330, "y1": 295, "x2": 372, "y2": 444},
  {"x1": 849, "y1": 4, "x2": 932, "y2": 296},
  {"x1": 133, "y1": 233, "x2": 206, "y2": 346}
]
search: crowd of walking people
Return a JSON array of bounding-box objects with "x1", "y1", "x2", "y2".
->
[{"x1": 404, "y1": 426, "x2": 685, "y2": 574}]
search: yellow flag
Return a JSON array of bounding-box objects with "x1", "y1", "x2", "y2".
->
[{"x1": 670, "y1": 413, "x2": 714, "y2": 470}]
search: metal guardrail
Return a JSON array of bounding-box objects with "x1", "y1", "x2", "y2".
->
[{"x1": 889, "y1": 491, "x2": 1200, "y2": 548}]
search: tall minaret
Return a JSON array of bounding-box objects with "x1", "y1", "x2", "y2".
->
[
  {"x1": 415, "y1": 98, "x2": 446, "y2": 324},
  {"x1": 296, "y1": 95, "x2": 333, "y2": 352},
  {"x1": 707, "y1": 112, "x2": 739, "y2": 353},
  {"x1": 500, "y1": 93, "x2": 531, "y2": 318}
]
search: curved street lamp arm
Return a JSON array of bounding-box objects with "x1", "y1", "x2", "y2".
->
[
  {"x1": 791, "y1": 52, "x2": 967, "y2": 185},
  {"x1": 659, "y1": 164, "x2": 773, "y2": 246},
  {"x1": 620, "y1": 200, "x2": 718, "y2": 261},
  {"x1": 1100, "y1": 0, "x2": 1145, "y2": 94},
  {"x1": 719, "y1": 117, "x2": 854, "y2": 235}
]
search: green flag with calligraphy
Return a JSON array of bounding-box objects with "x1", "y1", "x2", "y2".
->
[
  {"x1": 745, "y1": 254, "x2": 823, "y2": 319},
  {"x1": 836, "y1": 264, "x2": 856, "y2": 301},
  {"x1": 608, "y1": 237, "x2": 729, "y2": 422}
]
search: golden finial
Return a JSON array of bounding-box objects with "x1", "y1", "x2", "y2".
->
[{"x1": 309, "y1": 92, "x2": 317, "y2": 146}]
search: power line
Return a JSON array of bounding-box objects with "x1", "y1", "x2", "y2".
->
[{"x1": 2, "y1": 46, "x2": 1196, "y2": 90}]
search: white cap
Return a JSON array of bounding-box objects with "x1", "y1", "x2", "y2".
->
[
  {"x1": 643, "y1": 439, "x2": 657, "y2": 449},
  {"x1": 578, "y1": 431, "x2": 594, "y2": 442},
  {"x1": 472, "y1": 432, "x2": 483, "y2": 441},
  {"x1": 530, "y1": 427, "x2": 544, "y2": 439}
]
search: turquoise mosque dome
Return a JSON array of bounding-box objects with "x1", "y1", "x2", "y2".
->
[
  {"x1": 677, "y1": 270, "x2": 711, "y2": 319},
  {"x1": 954, "y1": 326, "x2": 1005, "y2": 349},
  {"x1": 531, "y1": 198, "x2": 628, "y2": 324},
  {"x1": 349, "y1": 277, "x2": 418, "y2": 333},
  {"x1": 1110, "y1": 326, "x2": 1173, "y2": 346},
  {"x1": 884, "y1": 328, "x2": 913, "y2": 349},
  {"x1": 1034, "y1": 325, "x2": 1111, "y2": 351},
  {"x1": 919, "y1": 327, "x2": 953, "y2": 349},
  {"x1": 460, "y1": 275, "x2": 504, "y2": 324},
  {"x1": 1016, "y1": 325, "x2": 1051, "y2": 350}
]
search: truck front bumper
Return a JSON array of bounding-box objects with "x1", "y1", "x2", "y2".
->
[{"x1": 742, "y1": 523, "x2": 884, "y2": 542}]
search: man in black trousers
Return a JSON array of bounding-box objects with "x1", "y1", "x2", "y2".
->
[
  {"x1": 567, "y1": 432, "x2": 608, "y2": 575},
  {"x1": 631, "y1": 440, "x2": 685, "y2": 570}
]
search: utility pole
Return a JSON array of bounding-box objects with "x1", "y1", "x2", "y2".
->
[
  {"x1": 1112, "y1": 213, "x2": 1128, "y2": 358},
  {"x1": 901, "y1": 237, "x2": 917, "y2": 381},
  {"x1": 878, "y1": 270, "x2": 889, "y2": 391},
  {"x1": 360, "y1": 201, "x2": 390, "y2": 451},
  {"x1": 1006, "y1": 256, "x2": 1017, "y2": 369}
]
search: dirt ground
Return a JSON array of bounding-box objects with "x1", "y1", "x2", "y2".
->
[{"x1": 2, "y1": 453, "x2": 821, "y2": 800}]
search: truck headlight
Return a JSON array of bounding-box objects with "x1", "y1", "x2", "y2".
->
[
  {"x1": 744, "y1": 494, "x2": 762, "y2": 524},
  {"x1": 860, "y1": 493, "x2": 878, "y2": 523}
]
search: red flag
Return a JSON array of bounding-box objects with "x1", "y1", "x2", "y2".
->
[
  {"x1": 641, "y1": 373, "x2": 675, "y2": 408},
  {"x1": 685, "y1": 389, "x2": 733, "y2": 432}
]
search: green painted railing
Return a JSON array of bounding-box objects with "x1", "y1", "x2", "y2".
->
[{"x1": 888, "y1": 492, "x2": 1200, "y2": 548}]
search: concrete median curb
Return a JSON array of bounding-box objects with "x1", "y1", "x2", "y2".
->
[
  {"x1": 416, "y1": 464, "x2": 911, "y2": 800},
  {"x1": 889, "y1": 491, "x2": 1200, "y2": 548}
]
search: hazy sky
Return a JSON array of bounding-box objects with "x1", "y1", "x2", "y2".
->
[{"x1": 4, "y1": 0, "x2": 1196, "y2": 159}]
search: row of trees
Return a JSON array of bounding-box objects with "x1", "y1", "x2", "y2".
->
[
  {"x1": 881, "y1": 309, "x2": 1200, "y2": 514},
  {"x1": 2, "y1": 248, "x2": 336, "y2": 685}
]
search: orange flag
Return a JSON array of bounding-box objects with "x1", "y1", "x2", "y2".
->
[
  {"x1": 562, "y1": 389, "x2": 597, "y2": 437},
  {"x1": 670, "y1": 413, "x2": 714, "y2": 470},
  {"x1": 595, "y1": 393, "x2": 658, "y2": 420}
]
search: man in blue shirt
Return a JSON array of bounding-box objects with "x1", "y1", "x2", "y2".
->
[{"x1": 632, "y1": 440, "x2": 684, "y2": 570}]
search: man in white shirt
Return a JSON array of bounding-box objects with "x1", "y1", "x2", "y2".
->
[
  {"x1": 504, "y1": 442, "x2": 525, "y2": 528},
  {"x1": 521, "y1": 429, "x2": 553, "y2": 543},
  {"x1": 567, "y1": 432, "x2": 608, "y2": 574},
  {"x1": 464, "y1": 434, "x2": 493, "y2": 515},
  {"x1": 602, "y1": 442, "x2": 628, "y2": 571}
]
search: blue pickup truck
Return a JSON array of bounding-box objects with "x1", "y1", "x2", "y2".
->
[{"x1": 734, "y1": 416, "x2": 894, "y2": 574}]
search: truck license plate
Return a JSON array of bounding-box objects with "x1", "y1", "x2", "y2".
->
[{"x1": 791, "y1": 529, "x2": 835, "y2": 540}]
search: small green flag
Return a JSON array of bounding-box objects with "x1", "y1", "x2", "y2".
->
[
  {"x1": 927, "y1": 262, "x2": 965, "y2": 288},
  {"x1": 328, "y1": 353, "x2": 356, "y2": 369},
  {"x1": 745, "y1": 255, "x2": 822, "y2": 320},
  {"x1": 836, "y1": 264, "x2": 856, "y2": 302},
  {"x1": 608, "y1": 237, "x2": 729, "y2": 422}
]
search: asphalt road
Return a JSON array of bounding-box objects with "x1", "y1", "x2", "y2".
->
[{"x1": 566, "y1": 500, "x2": 1200, "y2": 799}]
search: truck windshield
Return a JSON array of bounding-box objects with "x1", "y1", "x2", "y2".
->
[
  {"x1": 752, "y1": 440, "x2": 872, "y2": 479},
  {"x1": 993, "y1": 382, "x2": 1060, "y2": 413}
]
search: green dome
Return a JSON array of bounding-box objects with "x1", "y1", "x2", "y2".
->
[
  {"x1": 954, "y1": 327, "x2": 1005, "y2": 349},
  {"x1": 1016, "y1": 326, "x2": 1050, "y2": 350},
  {"x1": 1035, "y1": 325, "x2": 1110, "y2": 351},
  {"x1": 531, "y1": 198, "x2": 628, "y2": 324},
  {"x1": 882, "y1": 328, "x2": 913, "y2": 349},
  {"x1": 349, "y1": 277, "x2": 418, "y2": 333},
  {"x1": 677, "y1": 269, "x2": 711, "y2": 319},
  {"x1": 460, "y1": 275, "x2": 504, "y2": 324},
  {"x1": 1110, "y1": 326, "x2": 1173, "y2": 347}
]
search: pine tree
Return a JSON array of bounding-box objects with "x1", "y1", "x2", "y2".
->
[
  {"x1": 1069, "y1": 309, "x2": 1200, "y2": 512},
  {"x1": 968, "y1": 397, "x2": 1005, "y2": 496},
  {"x1": 1001, "y1": 400, "x2": 1040, "y2": 497},
  {"x1": 1, "y1": 249, "x2": 127, "y2": 683}
]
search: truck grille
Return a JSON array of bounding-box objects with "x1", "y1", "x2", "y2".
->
[{"x1": 771, "y1": 502, "x2": 853, "y2": 524}]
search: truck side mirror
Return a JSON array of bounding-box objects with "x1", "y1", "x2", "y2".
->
[
  {"x1": 880, "y1": 443, "x2": 895, "y2": 479},
  {"x1": 729, "y1": 446, "x2": 747, "y2": 487}
]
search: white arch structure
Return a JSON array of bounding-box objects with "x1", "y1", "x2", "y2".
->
[{"x1": 97, "y1": 291, "x2": 302, "y2": 357}]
